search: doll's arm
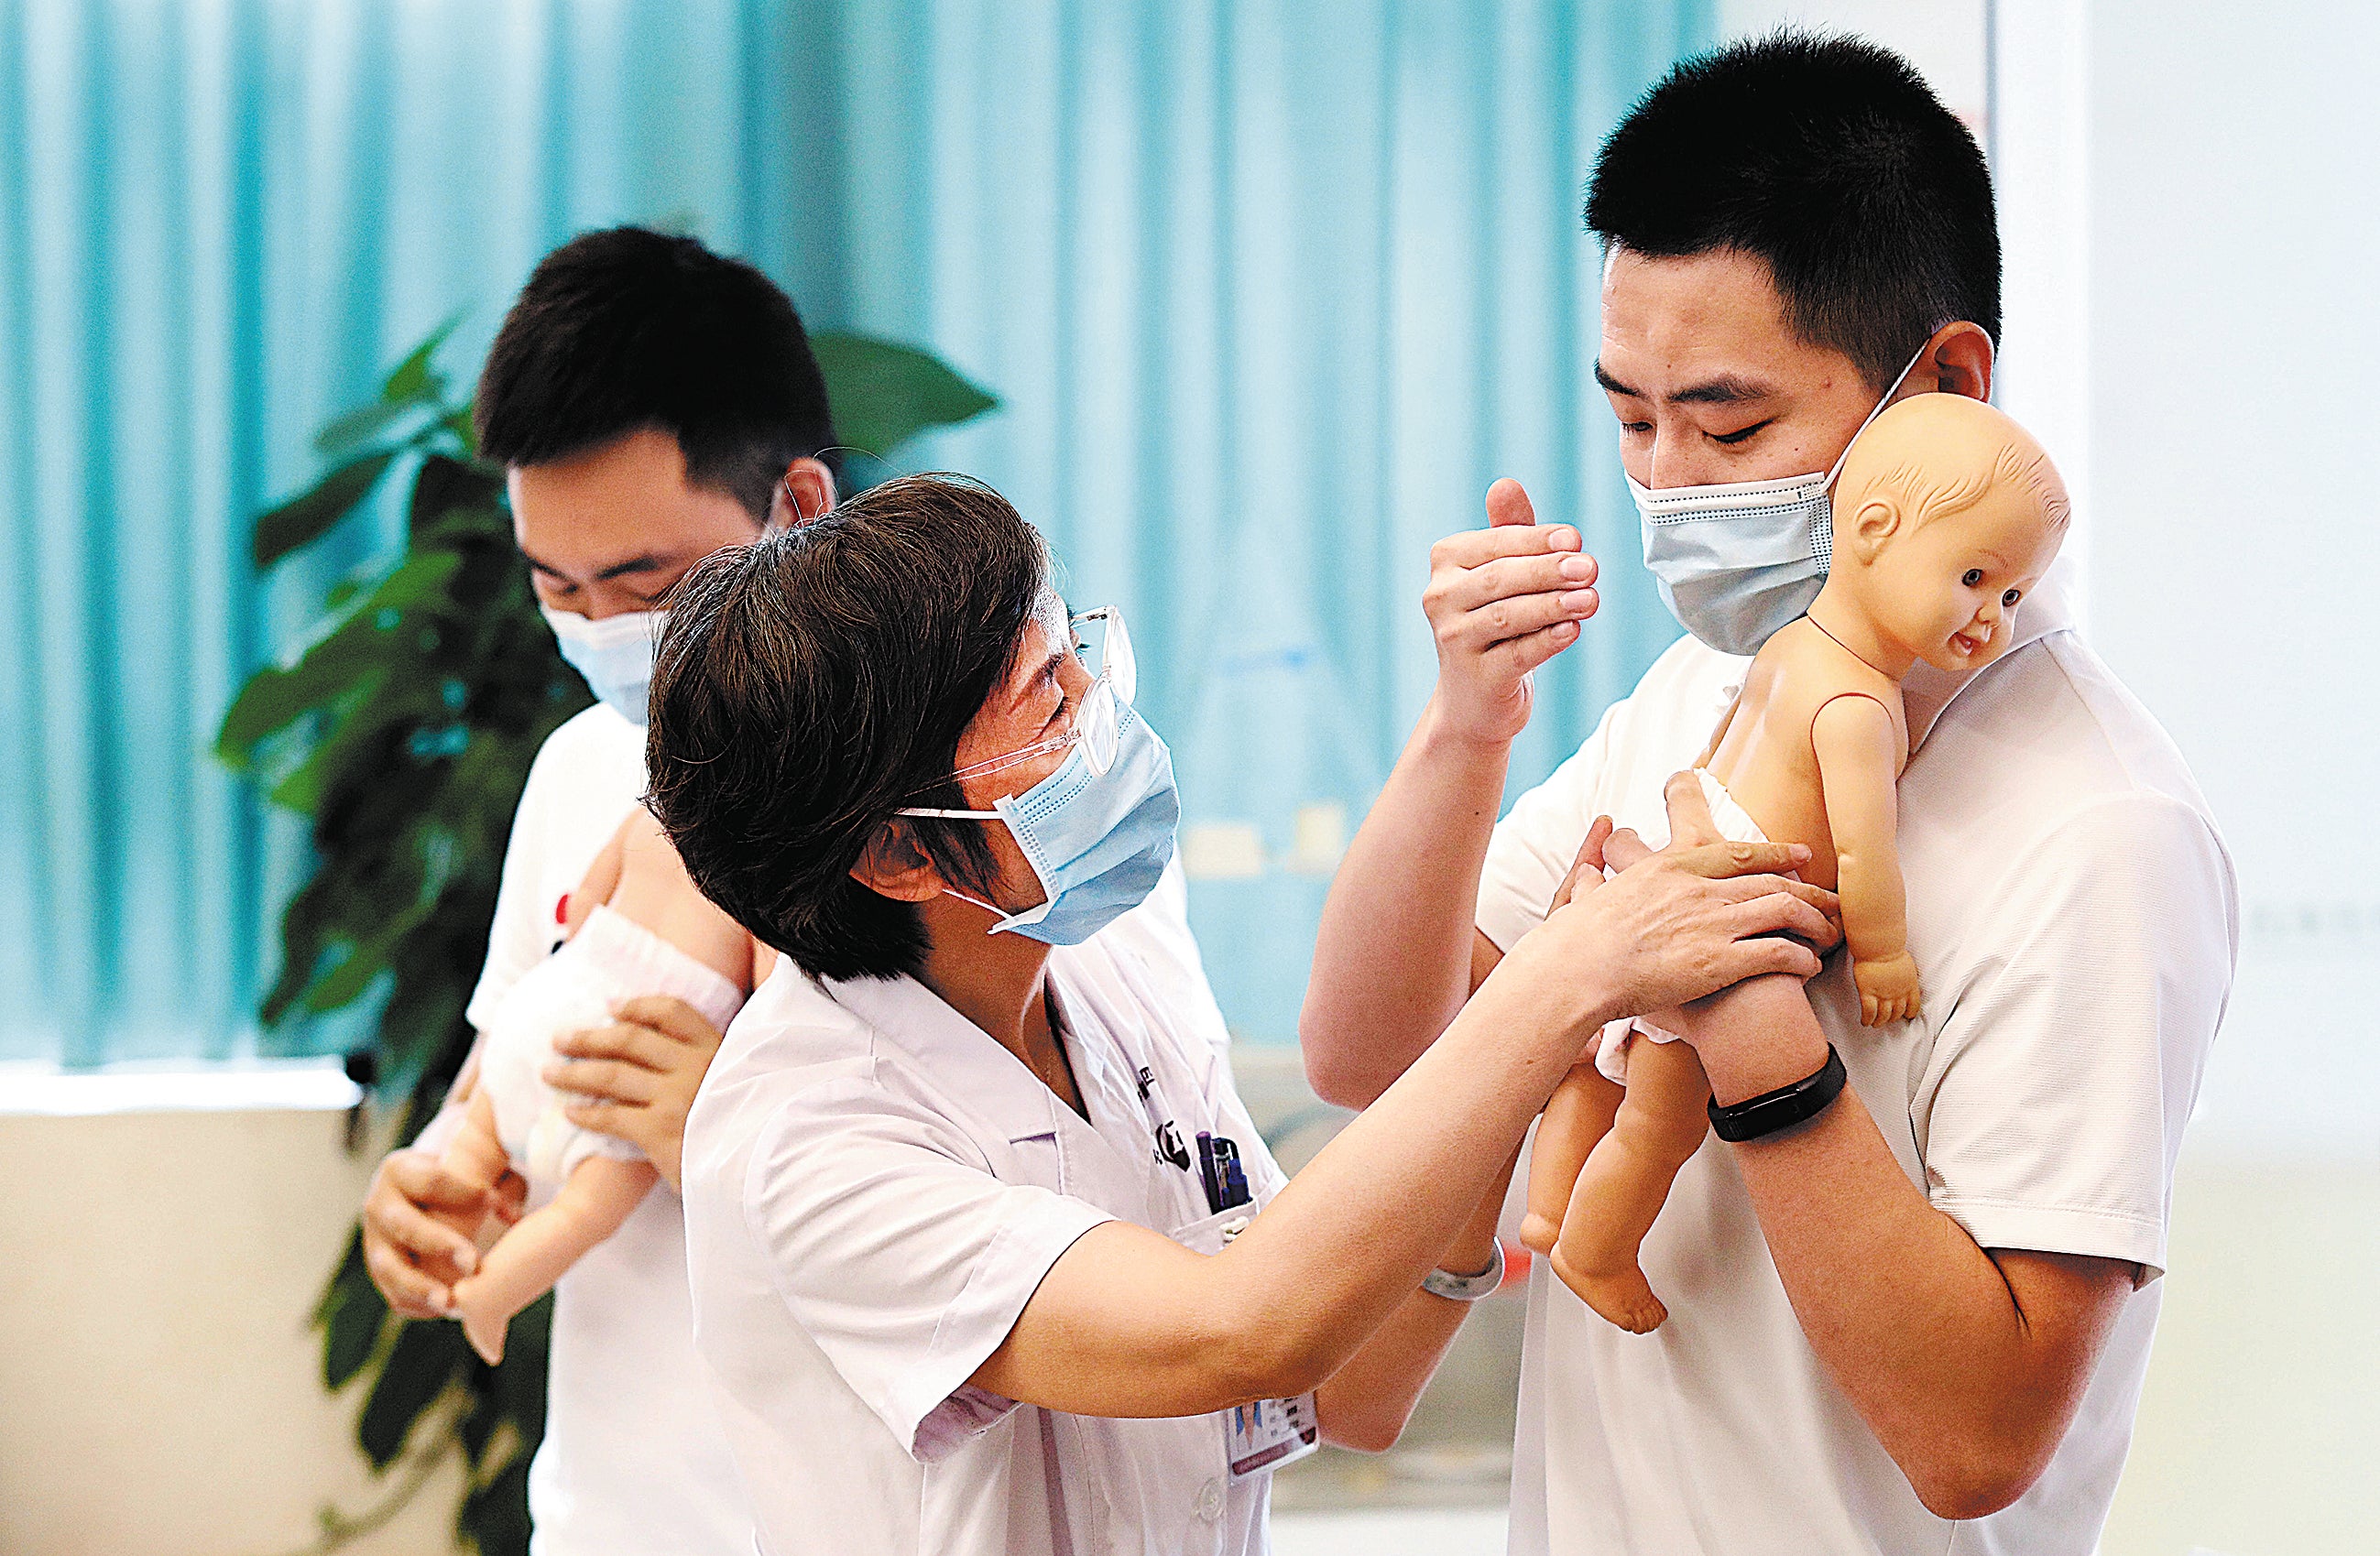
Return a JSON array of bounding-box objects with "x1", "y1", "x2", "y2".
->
[
  {"x1": 449, "y1": 1155, "x2": 659, "y2": 1364},
  {"x1": 438, "y1": 1089, "x2": 513, "y2": 1208},
  {"x1": 1811, "y1": 694, "x2": 1919, "y2": 1026}
]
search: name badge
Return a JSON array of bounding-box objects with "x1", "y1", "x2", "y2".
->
[{"x1": 1225, "y1": 1392, "x2": 1318, "y2": 1481}]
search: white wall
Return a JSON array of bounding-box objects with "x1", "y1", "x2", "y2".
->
[
  {"x1": 0, "y1": 1090, "x2": 461, "y2": 1556},
  {"x1": 2071, "y1": 1, "x2": 2380, "y2": 1160}
]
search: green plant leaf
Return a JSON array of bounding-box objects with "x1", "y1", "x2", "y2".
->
[
  {"x1": 216, "y1": 655, "x2": 374, "y2": 772},
  {"x1": 459, "y1": 1451, "x2": 532, "y2": 1556},
  {"x1": 313, "y1": 400, "x2": 420, "y2": 462},
  {"x1": 358, "y1": 1321, "x2": 467, "y2": 1469},
  {"x1": 253, "y1": 450, "x2": 399, "y2": 569},
  {"x1": 318, "y1": 1231, "x2": 389, "y2": 1390},
  {"x1": 382, "y1": 312, "x2": 466, "y2": 406},
  {"x1": 260, "y1": 874, "x2": 345, "y2": 1027},
  {"x1": 215, "y1": 549, "x2": 463, "y2": 766},
  {"x1": 812, "y1": 332, "x2": 999, "y2": 458},
  {"x1": 409, "y1": 453, "x2": 505, "y2": 537},
  {"x1": 442, "y1": 406, "x2": 481, "y2": 458}
]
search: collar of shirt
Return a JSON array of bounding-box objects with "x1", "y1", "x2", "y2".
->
[
  {"x1": 1899, "y1": 552, "x2": 2080, "y2": 748},
  {"x1": 824, "y1": 961, "x2": 1155, "y2": 1192}
]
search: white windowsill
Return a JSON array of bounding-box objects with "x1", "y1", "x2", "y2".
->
[{"x1": 0, "y1": 1058, "x2": 362, "y2": 1116}]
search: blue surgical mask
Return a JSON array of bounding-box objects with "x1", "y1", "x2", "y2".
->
[
  {"x1": 541, "y1": 605, "x2": 663, "y2": 727},
  {"x1": 904, "y1": 703, "x2": 1181, "y2": 946},
  {"x1": 1629, "y1": 343, "x2": 1932, "y2": 657}
]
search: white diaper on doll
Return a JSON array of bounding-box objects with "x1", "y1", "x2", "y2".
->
[
  {"x1": 475, "y1": 905, "x2": 748, "y2": 1191},
  {"x1": 1594, "y1": 767, "x2": 1772, "y2": 1085}
]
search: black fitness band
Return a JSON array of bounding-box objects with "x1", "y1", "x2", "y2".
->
[{"x1": 1707, "y1": 1044, "x2": 1847, "y2": 1143}]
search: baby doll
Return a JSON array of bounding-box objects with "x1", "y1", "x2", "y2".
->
[
  {"x1": 442, "y1": 804, "x2": 770, "y2": 1364},
  {"x1": 1521, "y1": 394, "x2": 2071, "y2": 1333}
]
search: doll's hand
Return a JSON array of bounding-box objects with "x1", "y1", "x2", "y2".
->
[
  {"x1": 1853, "y1": 952, "x2": 1922, "y2": 1027},
  {"x1": 448, "y1": 1275, "x2": 510, "y2": 1366}
]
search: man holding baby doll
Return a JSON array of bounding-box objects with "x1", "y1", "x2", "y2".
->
[
  {"x1": 1303, "y1": 33, "x2": 2234, "y2": 1556},
  {"x1": 351, "y1": 227, "x2": 836, "y2": 1556}
]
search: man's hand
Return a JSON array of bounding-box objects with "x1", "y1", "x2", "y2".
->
[
  {"x1": 546, "y1": 995, "x2": 727, "y2": 1191},
  {"x1": 361, "y1": 1150, "x2": 523, "y2": 1318},
  {"x1": 1423, "y1": 478, "x2": 1600, "y2": 745}
]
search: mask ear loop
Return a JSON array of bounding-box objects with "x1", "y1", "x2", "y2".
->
[{"x1": 1821, "y1": 337, "x2": 1944, "y2": 489}]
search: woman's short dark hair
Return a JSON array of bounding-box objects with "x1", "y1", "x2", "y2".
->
[{"x1": 644, "y1": 474, "x2": 1047, "y2": 981}]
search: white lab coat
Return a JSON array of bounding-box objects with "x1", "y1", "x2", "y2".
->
[{"x1": 680, "y1": 880, "x2": 1295, "y2": 1556}]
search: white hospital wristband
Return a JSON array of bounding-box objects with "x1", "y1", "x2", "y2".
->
[{"x1": 1421, "y1": 1240, "x2": 1505, "y2": 1301}]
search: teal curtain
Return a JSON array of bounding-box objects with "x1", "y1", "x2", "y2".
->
[
  {"x1": 830, "y1": 0, "x2": 1705, "y2": 1039},
  {"x1": 0, "y1": 0, "x2": 1708, "y2": 1065},
  {"x1": 0, "y1": 0, "x2": 847, "y2": 1064}
]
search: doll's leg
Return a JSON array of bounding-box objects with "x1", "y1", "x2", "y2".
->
[
  {"x1": 1548, "y1": 1037, "x2": 1711, "y2": 1333},
  {"x1": 450, "y1": 1155, "x2": 659, "y2": 1364},
  {"x1": 1520, "y1": 1059, "x2": 1623, "y2": 1256}
]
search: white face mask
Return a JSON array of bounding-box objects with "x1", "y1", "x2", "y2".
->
[
  {"x1": 541, "y1": 604, "x2": 665, "y2": 726},
  {"x1": 1629, "y1": 341, "x2": 1932, "y2": 657}
]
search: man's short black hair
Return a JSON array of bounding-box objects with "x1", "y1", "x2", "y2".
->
[
  {"x1": 645, "y1": 475, "x2": 1047, "y2": 981},
  {"x1": 475, "y1": 226, "x2": 838, "y2": 519},
  {"x1": 1586, "y1": 31, "x2": 1999, "y2": 391}
]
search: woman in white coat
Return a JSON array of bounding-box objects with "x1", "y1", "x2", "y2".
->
[{"x1": 643, "y1": 474, "x2": 1836, "y2": 1555}]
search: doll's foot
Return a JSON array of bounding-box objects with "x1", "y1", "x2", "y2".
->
[
  {"x1": 450, "y1": 1279, "x2": 508, "y2": 1366},
  {"x1": 1549, "y1": 1246, "x2": 1668, "y2": 1333},
  {"x1": 1517, "y1": 1211, "x2": 1562, "y2": 1257}
]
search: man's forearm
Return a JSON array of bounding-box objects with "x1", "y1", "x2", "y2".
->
[
  {"x1": 1691, "y1": 974, "x2": 2123, "y2": 1518},
  {"x1": 1300, "y1": 697, "x2": 1509, "y2": 1106}
]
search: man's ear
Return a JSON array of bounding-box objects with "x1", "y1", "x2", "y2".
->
[
  {"x1": 1923, "y1": 321, "x2": 1994, "y2": 403},
  {"x1": 847, "y1": 822, "x2": 944, "y2": 903},
  {"x1": 770, "y1": 457, "x2": 837, "y2": 529},
  {"x1": 1847, "y1": 496, "x2": 1903, "y2": 563}
]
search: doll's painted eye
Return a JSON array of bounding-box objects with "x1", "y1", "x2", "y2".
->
[
  {"x1": 2003, "y1": 588, "x2": 2022, "y2": 607},
  {"x1": 1961, "y1": 568, "x2": 1984, "y2": 587}
]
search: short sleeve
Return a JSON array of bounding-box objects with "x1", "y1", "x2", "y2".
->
[
  {"x1": 1474, "y1": 710, "x2": 1620, "y2": 953},
  {"x1": 463, "y1": 711, "x2": 643, "y2": 1032},
  {"x1": 465, "y1": 751, "x2": 571, "y2": 1034},
  {"x1": 1913, "y1": 794, "x2": 2235, "y2": 1284},
  {"x1": 741, "y1": 1081, "x2": 1116, "y2": 1460}
]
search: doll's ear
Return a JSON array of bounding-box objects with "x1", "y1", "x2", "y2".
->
[{"x1": 1846, "y1": 497, "x2": 1902, "y2": 563}]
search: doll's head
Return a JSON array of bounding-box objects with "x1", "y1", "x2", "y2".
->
[{"x1": 1822, "y1": 396, "x2": 2070, "y2": 675}]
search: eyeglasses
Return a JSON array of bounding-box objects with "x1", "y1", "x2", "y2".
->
[{"x1": 901, "y1": 607, "x2": 1135, "y2": 819}]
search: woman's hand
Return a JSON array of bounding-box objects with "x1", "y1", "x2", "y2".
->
[
  {"x1": 546, "y1": 995, "x2": 727, "y2": 1191},
  {"x1": 1504, "y1": 772, "x2": 1841, "y2": 1033}
]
